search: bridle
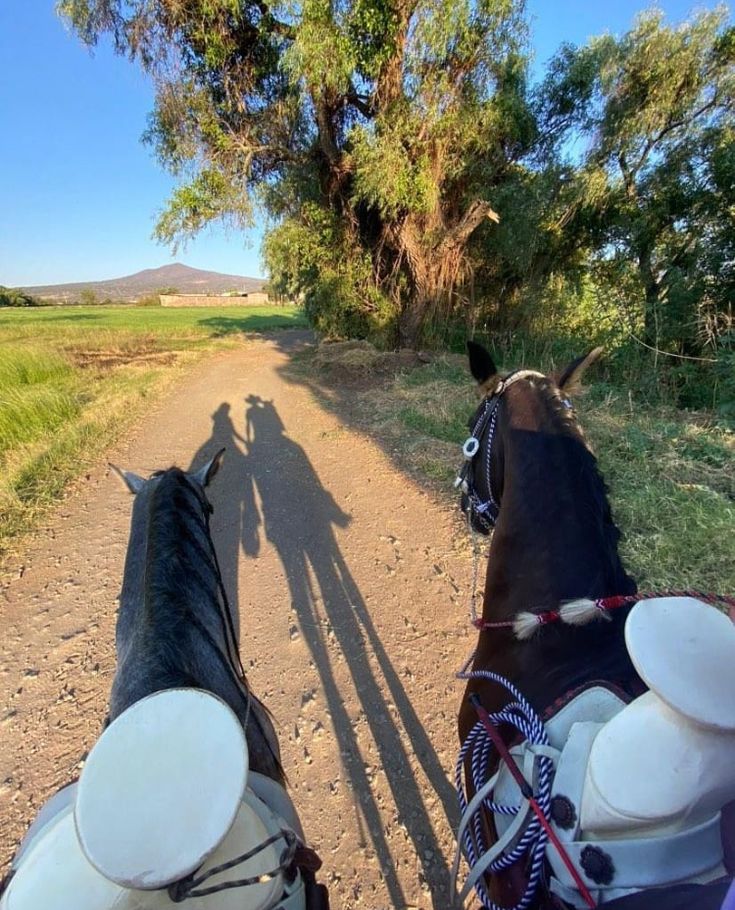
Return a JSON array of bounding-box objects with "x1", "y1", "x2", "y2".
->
[
  {"x1": 455, "y1": 370, "x2": 549, "y2": 532},
  {"x1": 455, "y1": 394, "x2": 501, "y2": 531}
]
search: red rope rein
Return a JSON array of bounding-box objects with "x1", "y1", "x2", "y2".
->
[{"x1": 474, "y1": 589, "x2": 735, "y2": 632}]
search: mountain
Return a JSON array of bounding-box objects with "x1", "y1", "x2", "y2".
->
[{"x1": 19, "y1": 264, "x2": 265, "y2": 301}]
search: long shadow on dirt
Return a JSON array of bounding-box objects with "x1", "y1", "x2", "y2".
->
[
  {"x1": 243, "y1": 394, "x2": 454, "y2": 910},
  {"x1": 188, "y1": 402, "x2": 260, "y2": 632}
]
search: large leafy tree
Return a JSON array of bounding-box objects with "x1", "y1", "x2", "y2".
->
[
  {"x1": 541, "y1": 8, "x2": 735, "y2": 350},
  {"x1": 60, "y1": 0, "x2": 530, "y2": 346}
]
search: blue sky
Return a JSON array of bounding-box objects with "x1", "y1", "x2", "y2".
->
[{"x1": 0, "y1": 1, "x2": 723, "y2": 287}]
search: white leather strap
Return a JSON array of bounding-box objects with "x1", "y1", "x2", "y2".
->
[
  {"x1": 454, "y1": 745, "x2": 552, "y2": 906},
  {"x1": 552, "y1": 816, "x2": 724, "y2": 890}
]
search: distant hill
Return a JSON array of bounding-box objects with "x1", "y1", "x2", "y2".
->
[{"x1": 20, "y1": 263, "x2": 265, "y2": 302}]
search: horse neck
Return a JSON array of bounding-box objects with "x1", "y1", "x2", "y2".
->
[
  {"x1": 144, "y1": 472, "x2": 221, "y2": 626},
  {"x1": 114, "y1": 471, "x2": 235, "y2": 707},
  {"x1": 482, "y1": 411, "x2": 635, "y2": 624},
  {"x1": 467, "y1": 407, "x2": 641, "y2": 718},
  {"x1": 113, "y1": 471, "x2": 286, "y2": 784}
]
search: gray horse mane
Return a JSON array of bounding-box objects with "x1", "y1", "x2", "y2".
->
[{"x1": 111, "y1": 465, "x2": 284, "y2": 784}]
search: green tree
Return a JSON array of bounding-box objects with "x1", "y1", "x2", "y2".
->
[
  {"x1": 59, "y1": 0, "x2": 533, "y2": 346},
  {"x1": 0, "y1": 287, "x2": 43, "y2": 307},
  {"x1": 78, "y1": 288, "x2": 99, "y2": 306},
  {"x1": 543, "y1": 8, "x2": 735, "y2": 350}
]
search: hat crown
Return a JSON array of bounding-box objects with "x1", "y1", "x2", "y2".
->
[
  {"x1": 582, "y1": 598, "x2": 735, "y2": 833},
  {"x1": 75, "y1": 688, "x2": 248, "y2": 889}
]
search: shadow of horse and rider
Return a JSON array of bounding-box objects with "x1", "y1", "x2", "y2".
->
[{"x1": 188, "y1": 395, "x2": 456, "y2": 909}]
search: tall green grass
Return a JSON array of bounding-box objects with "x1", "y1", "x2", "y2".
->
[
  {"x1": 0, "y1": 346, "x2": 83, "y2": 456},
  {"x1": 419, "y1": 267, "x2": 733, "y2": 415},
  {"x1": 328, "y1": 351, "x2": 735, "y2": 594},
  {"x1": 581, "y1": 392, "x2": 734, "y2": 591},
  {"x1": 0, "y1": 345, "x2": 71, "y2": 387}
]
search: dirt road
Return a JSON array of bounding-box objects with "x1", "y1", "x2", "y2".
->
[{"x1": 0, "y1": 331, "x2": 476, "y2": 909}]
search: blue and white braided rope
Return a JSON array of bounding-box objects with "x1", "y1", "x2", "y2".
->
[
  {"x1": 483, "y1": 406, "x2": 499, "y2": 516},
  {"x1": 464, "y1": 399, "x2": 500, "y2": 530},
  {"x1": 455, "y1": 669, "x2": 554, "y2": 910}
]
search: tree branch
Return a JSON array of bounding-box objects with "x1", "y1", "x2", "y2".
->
[
  {"x1": 443, "y1": 200, "x2": 500, "y2": 251},
  {"x1": 253, "y1": 0, "x2": 295, "y2": 39},
  {"x1": 617, "y1": 151, "x2": 635, "y2": 199},
  {"x1": 346, "y1": 87, "x2": 374, "y2": 118},
  {"x1": 657, "y1": 235, "x2": 698, "y2": 285},
  {"x1": 633, "y1": 94, "x2": 720, "y2": 177}
]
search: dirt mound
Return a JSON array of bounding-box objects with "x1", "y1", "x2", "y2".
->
[
  {"x1": 69, "y1": 350, "x2": 178, "y2": 370},
  {"x1": 313, "y1": 340, "x2": 425, "y2": 381}
]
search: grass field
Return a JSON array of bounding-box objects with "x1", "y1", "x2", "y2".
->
[
  {"x1": 0, "y1": 303, "x2": 306, "y2": 345},
  {"x1": 298, "y1": 345, "x2": 735, "y2": 595},
  {"x1": 0, "y1": 304, "x2": 306, "y2": 559}
]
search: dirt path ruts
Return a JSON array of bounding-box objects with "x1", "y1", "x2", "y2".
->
[{"x1": 0, "y1": 331, "x2": 475, "y2": 909}]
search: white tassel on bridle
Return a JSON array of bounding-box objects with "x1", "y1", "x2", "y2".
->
[
  {"x1": 559, "y1": 598, "x2": 613, "y2": 626},
  {"x1": 511, "y1": 599, "x2": 613, "y2": 640},
  {"x1": 507, "y1": 592, "x2": 735, "y2": 641}
]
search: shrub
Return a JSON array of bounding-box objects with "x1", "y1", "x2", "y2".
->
[
  {"x1": 0, "y1": 287, "x2": 44, "y2": 307},
  {"x1": 78, "y1": 289, "x2": 98, "y2": 306},
  {"x1": 304, "y1": 276, "x2": 398, "y2": 349}
]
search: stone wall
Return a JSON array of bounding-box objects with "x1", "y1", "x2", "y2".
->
[{"x1": 159, "y1": 293, "x2": 270, "y2": 307}]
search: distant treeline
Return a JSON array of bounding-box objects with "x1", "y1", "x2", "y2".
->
[
  {"x1": 0, "y1": 287, "x2": 180, "y2": 308},
  {"x1": 0, "y1": 287, "x2": 48, "y2": 307}
]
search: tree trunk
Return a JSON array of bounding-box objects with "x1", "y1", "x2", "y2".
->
[
  {"x1": 398, "y1": 293, "x2": 428, "y2": 349},
  {"x1": 388, "y1": 199, "x2": 499, "y2": 349},
  {"x1": 643, "y1": 285, "x2": 660, "y2": 347},
  {"x1": 638, "y1": 245, "x2": 661, "y2": 347}
]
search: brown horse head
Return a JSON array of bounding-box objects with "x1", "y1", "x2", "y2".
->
[
  {"x1": 459, "y1": 340, "x2": 640, "y2": 720},
  {"x1": 455, "y1": 342, "x2": 645, "y2": 908}
]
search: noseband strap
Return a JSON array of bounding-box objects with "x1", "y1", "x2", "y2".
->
[{"x1": 457, "y1": 371, "x2": 527, "y2": 529}]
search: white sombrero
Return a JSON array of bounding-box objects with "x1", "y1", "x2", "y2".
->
[
  {"x1": 624, "y1": 596, "x2": 735, "y2": 731},
  {"x1": 582, "y1": 597, "x2": 735, "y2": 832},
  {"x1": 2, "y1": 689, "x2": 286, "y2": 910}
]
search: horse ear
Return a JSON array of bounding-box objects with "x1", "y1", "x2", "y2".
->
[
  {"x1": 192, "y1": 448, "x2": 225, "y2": 488},
  {"x1": 467, "y1": 341, "x2": 498, "y2": 391},
  {"x1": 555, "y1": 347, "x2": 604, "y2": 395},
  {"x1": 109, "y1": 463, "x2": 146, "y2": 494}
]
